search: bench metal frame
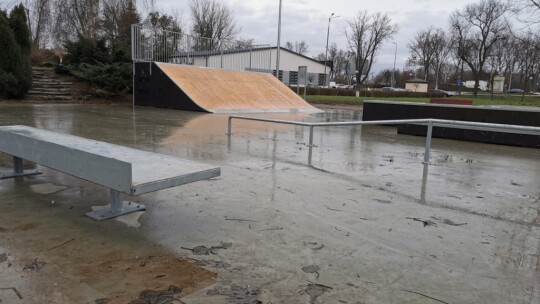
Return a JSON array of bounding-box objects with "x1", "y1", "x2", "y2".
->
[
  {"x1": 0, "y1": 156, "x2": 42, "y2": 179},
  {"x1": 227, "y1": 116, "x2": 540, "y2": 165},
  {"x1": 0, "y1": 125, "x2": 220, "y2": 221}
]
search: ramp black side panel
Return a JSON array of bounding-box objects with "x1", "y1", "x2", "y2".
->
[
  {"x1": 362, "y1": 101, "x2": 540, "y2": 148},
  {"x1": 134, "y1": 62, "x2": 206, "y2": 112}
]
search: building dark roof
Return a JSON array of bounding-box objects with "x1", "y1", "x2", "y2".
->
[{"x1": 406, "y1": 78, "x2": 428, "y2": 83}]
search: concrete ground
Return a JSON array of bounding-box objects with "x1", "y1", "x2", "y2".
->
[{"x1": 0, "y1": 104, "x2": 539, "y2": 304}]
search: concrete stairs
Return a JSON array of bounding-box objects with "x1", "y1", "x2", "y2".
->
[{"x1": 26, "y1": 68, "x2": 74, "y2": 100}]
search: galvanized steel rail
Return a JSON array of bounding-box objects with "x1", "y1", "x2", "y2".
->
[{"x1": 226, "y1": 116, "x2": 540, "y2": 165}]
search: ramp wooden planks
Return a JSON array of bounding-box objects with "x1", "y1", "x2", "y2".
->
[{"x1": 156, "y1": 63, "x2": 320, "y2": 113}]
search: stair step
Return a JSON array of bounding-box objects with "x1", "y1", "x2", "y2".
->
[
  {"x1": 26, "y1": 94, "x2": 72, "y2": 100},
  {"x1": 28, "y1": 90, "x2": 71, "y2": 95},
  {"x1": 31, "y1": 85, "x2": 73, "y2": 90},
  {"x1": 32, "y1": 82, "x2": 74, "y2": 86}
]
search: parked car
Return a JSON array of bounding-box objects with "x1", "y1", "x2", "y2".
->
[
  {"x1": 381, "y1": 87, "x2": 404, "y2": 92},
  {"x1": 505, "y1": 88, "x2": 524, "y2": 94},
  {"x1": 428, "y1": 89, "x2": 455, "y2": 97}
]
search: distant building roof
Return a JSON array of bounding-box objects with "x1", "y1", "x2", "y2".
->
[
  {"x1": 172, "y1": 46, "x2": 327, "y2": 68},
  {"x1": 406, "y1": 78, "x2": 428, "y2": 83}
]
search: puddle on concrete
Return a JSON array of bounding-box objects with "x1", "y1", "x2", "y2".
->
[
  {"x1": 29, "y1": 183, "x2": 69, "y2": 195},
  {"x1": 1, "y1": 105, "x2": 539, "y2": 303}
]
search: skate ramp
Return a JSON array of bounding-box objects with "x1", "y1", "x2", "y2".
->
[{"x1": 134, "y1": 62, "x2": 320, "y2": 113}]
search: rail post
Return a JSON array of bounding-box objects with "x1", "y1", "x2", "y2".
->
[
  {"x1": 308, "y1": 125, "x2": 314, "y2": 164},
  {"x1": 423, "y1": 121, "x2": 433, "y2": 164},
  {"x1": 227, "y1": 117, "x2": 233, "y2": 135},
  {"x1": 309, "y1": 125, "x2": 314, "y2": 147}
]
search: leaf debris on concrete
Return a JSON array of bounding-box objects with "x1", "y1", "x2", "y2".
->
[
  {"x1": 129, "y1": 285, "x2": 182, "y2": 304},
  {"x1": 181, "y1": 242, "x2": 232, "y2": 255},
  {"x1": 206, "y1": 284, "x2": 261, "y2": 304},
  {"x1": 302, "y1": 265, "x2": 321, "y2": 278},
  {"x1": 23, "y1": 258, "x2": 46, "y2": 271},
  {"x1": 405, "y1": 217, "x2": 437, "y2": 227},
  {"x1": 305, "y1": 283, "x2": 333, "y2": 304}
]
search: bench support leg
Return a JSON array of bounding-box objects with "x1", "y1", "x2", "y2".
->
[
  {"x1": 86, "y1": 189, "x2": 146, "y2": 221},
  {"x1": 0, "y1": 157, "x2": 42, "y2": 179}
]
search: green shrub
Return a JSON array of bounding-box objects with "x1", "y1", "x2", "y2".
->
[
  {"x1": 64, "y1": 37, "x2": 112, "y2": 65},
  {"x1": 54, "y1": 64, "x2": 71, "y2": 75},
  {"x1": 71, "y1": 62, "x2": 132, "y2": 92}
]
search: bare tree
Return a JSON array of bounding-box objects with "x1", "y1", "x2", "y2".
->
[
  {"x1": 230, "y1": 38, "x2": 253, "y2": 49},
  {"x1": 284, "y1": 40, "x2": 308, "y2": 55},
  {"x1": 450, "y1": 0, "x2": 510, "y2": 96},
  {"x1": 189, "y1": 0, "x2": 239, "y2": 49},
  {"x1": 407, "y1": 27, "x2": 451, "y2": 85},
  {"x1": 514, "y1": 32, "x2": 540, "y2": 97},
  {"x1": 345, "y1": 10, "x2": 398, "y2": 93},
  {"x1": 52, "y1": 0, "x2": 101, "y2": 41},
  {"x1": 101, "y1": 0, "x2": 140, "y2": 52},
  {"x1": 0, "y1": 1, "x2": 19, "y2": 10},
  {"x1": 431, "y1": 29, "x2": 452, "y2": 89},
  {"x1": 24, "y1": 0, "x2": 51, "y2": 48},
  {"x1": 514, "y1": 0, "x2": 540, "y2": 24},
  {"x1": 408, "y1": 27, "x2": 436, "y2": 81}
]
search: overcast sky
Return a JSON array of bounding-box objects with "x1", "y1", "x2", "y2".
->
[{"x1": 161, "y1": 0, "x2": 480, "y2": 74}]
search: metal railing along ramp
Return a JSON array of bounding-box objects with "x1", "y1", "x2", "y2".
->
[{"x1": 226, "y1": 116, "x2": 540, "y2": 165}]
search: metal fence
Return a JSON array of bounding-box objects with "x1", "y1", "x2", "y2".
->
[
  {"x1": 131, "y1": 24, "x2": 272, "y2": 72},
  {"x1": 226, "y1": 116, "x2": 540, "y2": 165}
]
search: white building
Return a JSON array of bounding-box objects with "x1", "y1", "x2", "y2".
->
[{"x1": 171, "y1": 47, "x2": 330, "y2": 86}]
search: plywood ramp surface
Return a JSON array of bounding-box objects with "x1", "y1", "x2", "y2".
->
[{"x1": 156, "y1": 63, "x2": 320, "y2": 113}]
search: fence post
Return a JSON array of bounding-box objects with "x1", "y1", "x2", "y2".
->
[
  {"x1": 308, "y1": 125, "x2": 314, "y2": 165},
  {"x1": 423, "y1": 121, "x2": 433, "y2": 164},
  {"x1": 227, "y1": 117, "x2": 233, "y2": 135}
]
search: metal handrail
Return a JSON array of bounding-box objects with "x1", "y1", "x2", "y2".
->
[{"x1": 226, "y1": 116, "x2": 540, "y2": 165}]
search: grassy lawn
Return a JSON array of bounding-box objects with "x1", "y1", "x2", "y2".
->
[{"x1": 306, "y1": 94, "x2": 540, "y2": 107}]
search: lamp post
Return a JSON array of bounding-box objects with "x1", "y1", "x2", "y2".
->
[
  {"x1": 275, "y1": 0, "x2": 282, "y2": 79},
  {"x1": 391, "y1": 42, "x2": 397, "y2": 87},
  {"x1": 324, "y1": 13, "x2": 339, "y2": 85}
]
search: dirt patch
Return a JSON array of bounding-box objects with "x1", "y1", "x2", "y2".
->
[{"x1": 0, "y1": 195, "x2": 215, "y2": 304}]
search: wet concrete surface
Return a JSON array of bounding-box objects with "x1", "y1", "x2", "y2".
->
[{"x1": 0, "y1": 104, "x2": 539, "y2": 303}]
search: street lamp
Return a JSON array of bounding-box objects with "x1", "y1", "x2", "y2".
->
[
  {"x1": 324, "y1": 13, "x2": 339, "y2": 85},
  {"x1": 275, "y1": 0, "x2": 282, "y2": 78},
  {"x1": 391, "y1": 42, "x2": 397, "y2": 87}
]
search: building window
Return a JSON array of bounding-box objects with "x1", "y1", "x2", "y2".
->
[
  {"x1": 319, "y1": 74, "x2": 326, "y2": 86},
  {"x1": 289, "y1": 71, "x2": 298, "y2": 85},
  {"x1": 272, "y1": 70, "x2": 283, "y2": 81}
]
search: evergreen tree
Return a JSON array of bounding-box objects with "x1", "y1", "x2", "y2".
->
[
  {"x1": 9, "y1": 4, "x2": 32, "y2": 97},
  {"x1": 0, "y1": 10, "x2": 23, "y2": 98}
]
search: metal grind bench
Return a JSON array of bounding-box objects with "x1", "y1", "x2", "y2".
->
[{"x1": 0, "y1": 125, "x2": 220, "y2": 220}]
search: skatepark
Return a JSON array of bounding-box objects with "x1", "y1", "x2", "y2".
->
[
  {"x1": 0, "y1": 104, "x2": 539, "y2": 303},
  {"x1": 0, "y1": 23, "x2": 539, "y2": 303}
]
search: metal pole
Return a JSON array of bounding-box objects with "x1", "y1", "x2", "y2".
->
[
  {"x1": 13, "y1": 156, "x2": 23, "y2": 174},
  {"x1": 423, "y1": 121, "x2": 433, "y2": 164},
  {"x1": 227, "y1": 116, "x2": 233, "y2": 135},
  {"x1": 275, "y1": 0, "x2": 282, "y2": 78},
  {"x1": 392, "y1": 42, "x2": 397, "y2": 87},
  {"x1": 308, "y1": 125, "x2": 314, "y2": 147},
  {"x1": 308, "y1": 125, "x2": 314, "y2": 165},
  {"x1": 324, "y1": 13, "x2": 334, "y2": 84},
  {"x1": 110, "y1": 189, "x2": 122, "y2": 213}
]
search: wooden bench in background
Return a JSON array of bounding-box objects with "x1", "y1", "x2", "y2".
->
[
  {"x1": 0, "y1": 125, "x2": 220, "y2": 220},
  {"x1": 429, "y1": 98, "x2": 473, "y2": 105}
]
